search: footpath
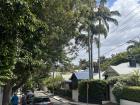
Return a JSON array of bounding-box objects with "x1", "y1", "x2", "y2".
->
[{"x1": 52, "y1": 95, "x2": 111, "y2": 105}]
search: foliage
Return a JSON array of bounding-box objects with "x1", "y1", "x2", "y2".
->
[
  {"x1": 43, "y1": 75, "x2": 63, "y2": 92},
  {"x1": 79, "y1": 80, "x2": 108, "y2": 104},
  {"x1": 79, "y1": 59, "x2": 89, "y2": 70},
  {"x1": 113, "y1": 85, "x2": 140, "y2": 104},
  {"x1": 111, "y1": 70, "x2": 140, "y2": 104},
  {"x1": 108, "y1": 70, "x2": 140, "y2": 86},
  {"x1": 55, "y1": 89, "x2": 72, "y2": 99},
  {"x1": 108, "y1": 75, "x2": 130, "y2": 86},
  {"x1": 122, "y1": 86, "x2": 140, "y2": 103},
  {"x1": 112, "y1": 82, "x2": 125, "y2": 104},
  {"x1": 129, "y1": 70, "x2": 140, "y2": 86},
  {"x1": 101, "y1": 47, "x2": 140, "y2": 71},
  {"x1": 101, "y1": 52, "x2": 128, "y2": 71},
  {"x1": 127, "y1": 39, "x2": 140, "y2": 52},
  {"x1": 0, "y1": 0, "x2": 79, "y2": 87}
]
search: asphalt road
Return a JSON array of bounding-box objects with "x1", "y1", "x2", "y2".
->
[
  {"x1": 34, "y1": 91, "x2": 71, "y2": 105},
  {"x1": 50, "y1": 98, "x2": 71, "y2": 105}
]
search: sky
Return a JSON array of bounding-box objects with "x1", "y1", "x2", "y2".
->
[{"x1": 71, "y1": 0, "x2": 140, "y2": 65}]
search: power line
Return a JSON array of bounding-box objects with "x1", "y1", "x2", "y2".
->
[
  {"x1": 109, "y1": 5, "x2": 140, "y2": 34},
  {"x1": 102, "y1": 35, "x2": 140, "y2": 56}
]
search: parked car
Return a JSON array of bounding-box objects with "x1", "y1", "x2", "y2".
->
[{"x1": 33, "y1": 96, "x2": 53, "y2": 105}]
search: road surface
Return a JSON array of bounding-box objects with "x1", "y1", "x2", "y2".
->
[
  {"x1": 50, "y1": 98, "x2": 71, "y2": 105},
  {"x1": 34, "y1": 91, "x2": 71, "y2": 105}
]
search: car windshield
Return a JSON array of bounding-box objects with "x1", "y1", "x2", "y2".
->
[{"x1": 34, "y1": 97, "x2": 50, "y2": 103}]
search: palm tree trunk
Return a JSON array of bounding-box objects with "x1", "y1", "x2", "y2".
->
[
  {"x1": 88, "y1": 30, "x2": 92, "y2": 79},
  {"x1": 98, "y1": 20, "x2": 101, "y2": 80},
  {"x1": 90, "y1": 35, "x2": 93, "y2": 79}
]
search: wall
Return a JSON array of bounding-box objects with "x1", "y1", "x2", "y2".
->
[
  {"x1": 109, "y1": 85, "x2": 117, "y2": 104},
  {"x1": 120, "y1": 99, "x2": 140, "y2": 105},
  {"x1": 72, "y1": 89, "x2": 79, "y2": 102},
  {"x1": 0, "y1": 87, "x2": 3, "y2": 105}
]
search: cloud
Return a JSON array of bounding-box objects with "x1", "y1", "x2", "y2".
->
[{"x1": 72, "y1": 0, "x2": 140, "y2": 65}]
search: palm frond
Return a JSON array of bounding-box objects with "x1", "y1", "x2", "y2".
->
[
  {"x1": 103, "y1": 19, "x2": 109, "y2": 31},
  {"x1": 127, "y1": 45, "x2": 135, "y2": 51},
  {"x1": 95, "y1": 24, "x2": 107, "y2": 38},
  {"x1": 127, "y1": 40, "x2": 138, "y2": 44},
  {"x1": 75, "y1": 34, "x2": 89, "y2": 47},
  {"x1": 110, "y1": 11, "x2": 121, "y2": 16},
  {"x1": 100, "y1": 0, "x2": 107, "y2": 6},
  {"x1": 106, "y1": 17, "x2": 118, "y2": 25}
]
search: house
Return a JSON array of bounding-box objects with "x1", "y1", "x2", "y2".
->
[
  {"x1": 103, "y1": 60, "x2": 140, "y2": 104},
  {"x1": 70, "y1": 69, "x2": 105, "y2": 102},
  {"x1": 70, "y1": 69, "x2": 105, "y2": 89},
  {"x1": 103, "y1": 61, "x2": 140, "y2": 78}
]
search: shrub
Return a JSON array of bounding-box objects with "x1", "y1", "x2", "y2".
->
[
  {"x1": 129, "y1": 70, "x2": 140, "y2": 86},
  {"x1": 108, "y1": 70, "x2": 140, "y2": 86},
  {"x1": 108, "y1": 75, "x2": 131, "y2": 86},
  {"x1": 112, "y1": 82, "x2": 125, "y2": 104},
  {"x1": 55, "y1": 89, "x2": 72, "y2": 98},
  {"x1": 122, "y1": 86, "x2": 140, "y2": 102},
  {"x1": 78, "y1": 80, "x2": 108, "y2": 104}
]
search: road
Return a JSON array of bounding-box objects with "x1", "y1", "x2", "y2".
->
[
  {"x1": 50, "y1": 98, "x2": 71, "y2": 105},
  {"x1": 34, "y1": 91, "x2": 71, "y2": 105}
]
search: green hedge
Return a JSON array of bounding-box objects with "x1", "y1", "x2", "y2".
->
[
  {"x1": 78, "y1": 80, "x2": 108, "y2": 104},
  {"x1": 122, "y1": 86, "x2": 140, "y2": 103},
  {"x1": 55, "y1": 89, "x2": 72, "y2": 98}
]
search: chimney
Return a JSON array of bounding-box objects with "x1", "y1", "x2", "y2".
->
[{"x1": 129, "y1": 58, "x2": 136, "y2": 67}]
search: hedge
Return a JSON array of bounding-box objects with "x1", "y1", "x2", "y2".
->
[
  {"x1": 78, "y1": 80, "x2": 108, "y2": 104},
  {"x1": 122, "y1": 86, "x2": 140, "y2": 103}
]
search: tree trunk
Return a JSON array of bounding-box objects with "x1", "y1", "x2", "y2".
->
[
  {"x1": 88, "y1": 29, "x2": 92, "y2": 79},
  {"x1": 2, "y1": 82, "x2": 13, "y2": 105},
  {"x1": 98, "y1": 20, "x2": 101, "y2": 80}
]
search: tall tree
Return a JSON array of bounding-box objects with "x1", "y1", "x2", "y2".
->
[
  {"x1": 75, "y1": 0, "x2": 107, "y2": 79},
  {"x1": 96, "y1": 0, "x2": 120, "y2": 79},
  {"x1": 0, "y1": 0, "x2": 79, "y2": 104}
]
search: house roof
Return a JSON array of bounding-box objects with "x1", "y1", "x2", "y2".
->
[
  {"x1": 73, "y1": 69, "x2": 104, "y2": 80},
  {"x1": 110, "y1": 62, "x2": 140, "y2": 75}
]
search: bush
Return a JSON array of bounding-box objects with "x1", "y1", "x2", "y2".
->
[
  {"x1": 113, "y1": 85, "x2": 140, "y2": 104},
  {"x1": 55, "y1": 89, "x2": 72, "y2": 98},
  {"x1": 108, "y1": 75, "x2": 129, "y2": 86},
  {"x1": 112, "y1": 82, "x2": 125, "y2": 104},
  {"x1": 108, "y1": 70, "x2": 140, "y2": 86},
  {"x1": 78, "y1": 80, "x2": 108, "y2": 104},
  {"x1": 122, "y1": 86, "x2": 140, "y2": 102}
]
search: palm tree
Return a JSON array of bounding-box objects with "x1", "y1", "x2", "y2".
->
[
  {"x1": 75, "y1": 0, "x2": 108, "y2": 79},
  {"x1": 95, "y1": 0, "x2": 120, "y2": 79},
  {"x1": 76, "y1": 0, "x2": 120, "y2": 79},
  {"x1": 127, "y1": 39, "x2": 140, "y2": 51}
]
